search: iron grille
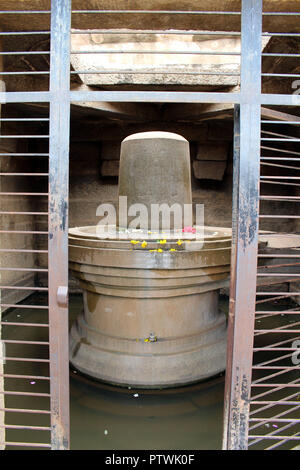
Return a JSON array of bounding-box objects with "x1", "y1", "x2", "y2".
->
[
  {"x1": 223, "y1": 1, "x2": 300, "y2": 450},
  {"x1": 0, "y1": 0, "x2": 299, "y2": 451},
  {"x1": 0, "y1": 1, "x2": 70, "y2": 450}
]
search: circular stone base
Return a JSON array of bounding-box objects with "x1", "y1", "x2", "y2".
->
[
  {"x1": 69, "y1": 224, "x2": 230, "y2": 388},
  {"x1": 69, "y1": 308, "x2": 227, "y2": 389}
]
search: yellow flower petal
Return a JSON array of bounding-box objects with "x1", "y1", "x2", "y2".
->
[
  {"x1": 177, "y1": 240, "x2": 183, "y2": 246},
  {"x1": 170, "y1": 248, "x2": 177, "y2": 252},
  {"x1": 157, "y1": 248, "x2": 163, "y2": 253},
  {"x1": 130, "y1": 240, "x2": 139, "y2": 245},
  {"x1": 159, "y1": 239, "x2": 167, "y2": 244},
  {"x1": 141, "y1": 241, "x2": 148, "y2": 248}
]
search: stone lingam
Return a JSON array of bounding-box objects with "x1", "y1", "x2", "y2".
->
[{"x1": 69, "y1": 131, "x2": 231, "y2": 388}]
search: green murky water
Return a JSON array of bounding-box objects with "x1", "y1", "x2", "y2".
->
[
  {"x1": 2, "y1": 293, "x2": 299, "y2": 450},
  {"x1": 1, "y1": 293, "x2": 225, "y2": 450}
]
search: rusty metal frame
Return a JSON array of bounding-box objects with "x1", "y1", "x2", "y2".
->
[
  {"x1": 48, "y1": 0, "x2": 71, "y2": 450},
  {"x1": 0, "y1": 0, "x2": 299, "y2": 450},
  {"x1": 67, "y1": 0, "x2": 299, "y2": 450},
  {"x1": 222, "y1": 0, "x2": 263, "y2": 450},
  {"x1": 0, "y1": 0, "x2": 70, "y2": 450},
  {"x1": 222, "y1": 1, "x2": 300, "y2": 450}
]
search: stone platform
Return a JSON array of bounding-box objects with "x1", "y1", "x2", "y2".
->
[{"x1": 69, "y1": 225, "x2": 231, "y2": 388}]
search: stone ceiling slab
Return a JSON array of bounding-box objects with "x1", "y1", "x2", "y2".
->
[{"x1": 0, "y1": 1, "x2": 299, "y2": 32}]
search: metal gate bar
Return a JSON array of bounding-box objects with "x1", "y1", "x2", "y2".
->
[
  {"x1": 0, "y1": 1, "x2": 51, "y2": 448},
  {"x1": 0, "y1": 0, "x2": 299, "y2": 450},
  {"x1": 48, "y1": 0, "x2": 71, "y2": 450},
  {"x1": 222, "y1": 0, "x2": 300, "y2": 449},
  {"x1": 222, "y1": 0, "x2": 263, "y2": 450},
  {"x1": 246, "y1": 112, "x2": 300, "y2": 450},
  {"x1": 0, "y1": 0, "x2": 70, "y2": 450}
]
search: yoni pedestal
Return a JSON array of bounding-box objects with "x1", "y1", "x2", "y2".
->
[{"x1": 69, "y1": 132, "x2": 231, "y2": 388}]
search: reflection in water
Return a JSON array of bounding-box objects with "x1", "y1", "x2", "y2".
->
[
  {"x1": 1, "y1": 294, "x2": 225, "y2": 450},
  {"x1": 70, "y1": 372, "x2": 224, "y2": 450},
  {"x1": 69, "y1": 293, "x2": 225, "y2": 450},
  {"x1": 3, "y1": 293, "x2": 299, "y2": 450}
]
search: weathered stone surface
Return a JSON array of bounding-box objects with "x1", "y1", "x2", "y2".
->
[
  {"x1": 100, "y1": 159, "x2": 120, "y2": 177},
  {"x1": 196, "y1": 142, "x2": 229, "y2": 161},
  {"x1": 71, "y1": 121, "x2": 210, "y2": 142},
  {"x1": 70, "y1": 85, "x2": 160, "y2": 120},
  {"x1": 69, "y1": 225, "x2": 231, "y2": 388},
  {"x1": 101, "y1": 140, "x2": 120, "y2": 160},
  {"x1": 193, "y1": 160, "x2": 226, "y2": 181},
  {"x1": 118, "y1": 131, "x2": 192, "y2": 230},
  {"x1": 69, "y1": 132, "x2": 231, "y2": 387},
  {"x1": 0, "y1": 1, "x2": 298, "y2": 34},
  {"x1": 71, "y1": 33, "x2": 241, "y2": 87},
  {"x1": 164, "y1": 101, "x2": 235, "y2": 122},
  {"x1": 207, "y1": 121, "x2": 234, "y2": 141}
]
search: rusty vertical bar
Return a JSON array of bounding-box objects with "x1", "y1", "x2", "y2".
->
[
  {"x1": 0, "y1": 27, "x2": 5, "y2": 451},
  {"x1": 223, "y1": 104, "x2": 240, "y2": 449},
  {"x1": 223, "y1": 0, "x2": 262, "y2": 450},
  {"x1": 48, "y1": 0, "x2": 71, "y2": 450}
]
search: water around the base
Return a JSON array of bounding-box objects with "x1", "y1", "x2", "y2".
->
[{"x1": 1, "y1": 293, "x2": 224, "y2": 450}]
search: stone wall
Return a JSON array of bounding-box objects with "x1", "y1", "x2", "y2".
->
[{"x1": 0, "y1": 123, "x2": 37, "y2": 307}]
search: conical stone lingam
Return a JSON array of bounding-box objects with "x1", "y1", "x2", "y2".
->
[{"x1": 69, "y1": 131, "x2": 231, "y2": 388}]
